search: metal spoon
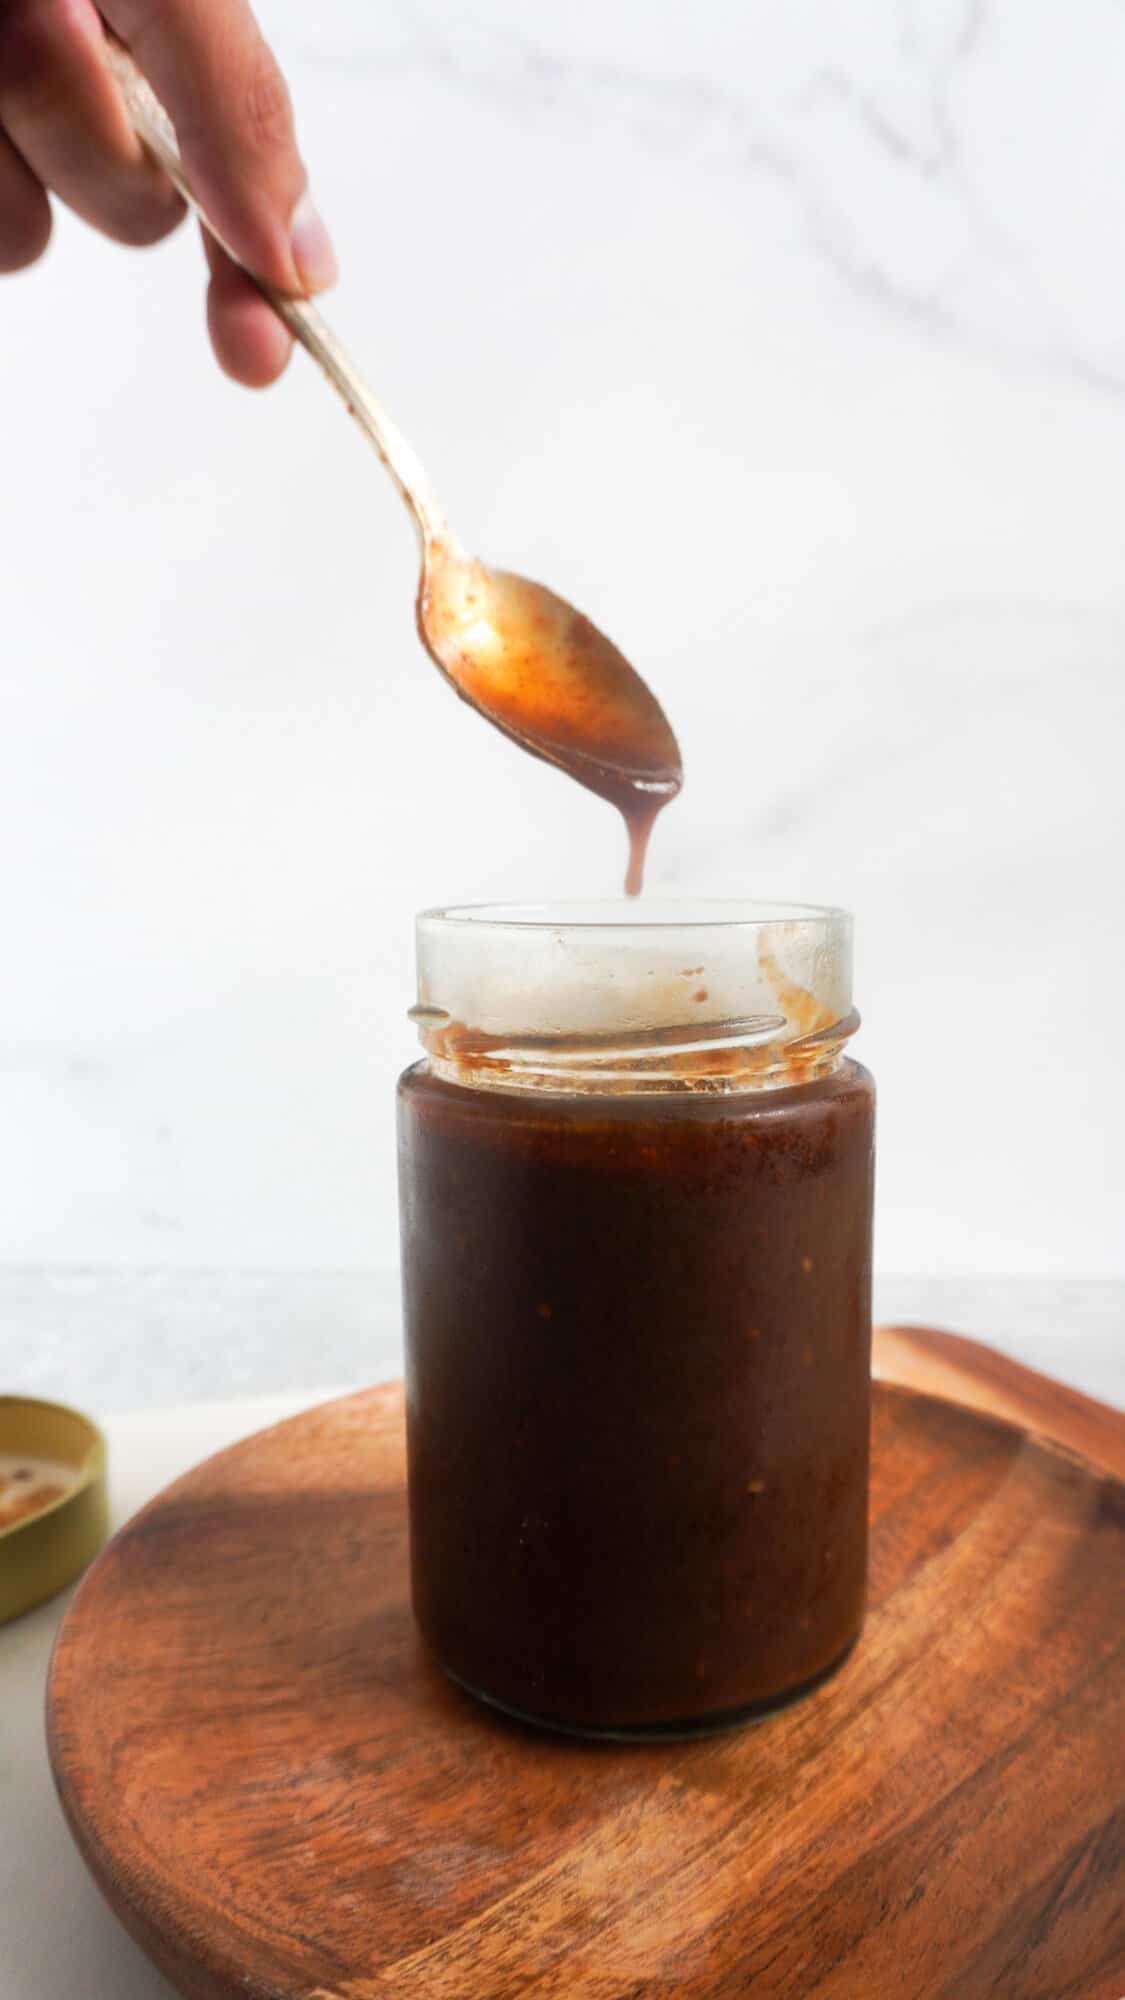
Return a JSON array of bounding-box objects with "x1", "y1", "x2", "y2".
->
[{"x1": 106, "y1": 41, "x2": 682, "y2": 892}]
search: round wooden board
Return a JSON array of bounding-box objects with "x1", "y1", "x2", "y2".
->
[{"x1": 48, "y1": 1382, "x2": 1124, "y2": 2000}]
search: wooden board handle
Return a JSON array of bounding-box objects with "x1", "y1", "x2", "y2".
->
[{"x1": 874, "y1": 1323, "x2": 1125, "y2": 1480}]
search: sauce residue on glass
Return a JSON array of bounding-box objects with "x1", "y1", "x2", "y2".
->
[{"x1": 410, "y1": 945, "x2": 845, "y2": 1093}]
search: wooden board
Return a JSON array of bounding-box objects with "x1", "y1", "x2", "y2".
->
[
  {"x1": 871, "y1": 1323, "x2": 1125, "y2": 1480},
  {"x1": 48, "y1": 1364, "x2": 1125, "y2": 2000}
]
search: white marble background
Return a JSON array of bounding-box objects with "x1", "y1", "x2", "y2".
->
[{"x1": 2, "y1": 1, "x2": 1124, "y2": 1319}]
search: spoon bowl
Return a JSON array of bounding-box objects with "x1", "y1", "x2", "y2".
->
[{"x1": 419, "y1": 547, "x2": 681, "y2": 889}]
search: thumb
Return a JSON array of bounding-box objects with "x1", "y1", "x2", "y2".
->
[{"x1": 100, "y1": 0, "x2": 337, "y2": 296}]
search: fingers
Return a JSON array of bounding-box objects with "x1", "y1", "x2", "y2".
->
[
  {"x1": 1, "y1": 0, "x2": 334, "y2": 390},
  {"x1": 202, "y1": 226, "x2": 292, "y2": 388},
  {"x1": 102, "y1": 0, "x2": 337, "y2": 298},
  {"x1": 0, "y1": 126, "x2": 51, "y2": 270},
  {"x1": 0, "y1": 0, "x2": 184, "y2": 247}
]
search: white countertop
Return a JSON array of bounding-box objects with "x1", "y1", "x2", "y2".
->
[{"x1": 2, "y1": 1389, "x2": 341, "y2": 2000}]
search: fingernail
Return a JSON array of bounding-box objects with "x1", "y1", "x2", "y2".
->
[{"x1": 289, "y1": 189, "x2": 338, "y2": 292}]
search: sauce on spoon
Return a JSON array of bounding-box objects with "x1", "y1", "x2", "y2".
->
[{"x1": 420, "y1": 548, "x2": 682, "y2": 893}]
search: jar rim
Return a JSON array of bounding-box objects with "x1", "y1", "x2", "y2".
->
[{"x1": 419, "y1": 898, "x2": 850, "y2": 936}]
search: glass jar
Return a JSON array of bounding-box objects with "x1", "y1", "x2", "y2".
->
[{"x1": 397, "y1": 901, "x2": 875, "y2": 1738}]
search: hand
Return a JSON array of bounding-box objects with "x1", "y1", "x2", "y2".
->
[{"x1": 0, "y1": 0, "x2": 337, "y2": 386}]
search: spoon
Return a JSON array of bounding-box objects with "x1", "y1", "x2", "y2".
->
[{"x1": 105, "y1": 40, "x2": 682, "y2": 893}]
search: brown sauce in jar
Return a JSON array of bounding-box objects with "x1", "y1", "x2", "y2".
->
[{"x1": 398, "y1": 1057, "x2": 875, "y2": 1734}]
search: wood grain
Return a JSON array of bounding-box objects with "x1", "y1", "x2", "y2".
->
[
  {"x1": 47, "y1": 1368, "x2": 1125, "y2": 2000},
  {"x1": 874, "y1": 1322, "x2": 1125, "y2": 1478}
]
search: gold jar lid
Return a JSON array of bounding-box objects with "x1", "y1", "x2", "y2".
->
[{"x1": 0, "y1": 1396, "x2": 109, "y2": 1624}]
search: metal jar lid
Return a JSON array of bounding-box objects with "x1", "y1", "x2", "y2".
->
[{"x1": 0, "y1": 1396, "x2": 109, "y2": 1624}]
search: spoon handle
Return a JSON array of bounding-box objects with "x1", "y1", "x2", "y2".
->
[{"x1": 103, "y1": 35, "x2": 448, "y2": 552}]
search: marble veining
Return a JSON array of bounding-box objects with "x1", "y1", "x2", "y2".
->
[{"x1": 272, "y1": 0, "x2": 1125, "y2": 386}]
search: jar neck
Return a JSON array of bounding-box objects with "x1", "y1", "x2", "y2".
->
[
  {"x1": 416, "y1": 1008, "x2": 860, "y2": 1097},
  {"x1": 410, "y1": 900, "x2": 858, "y2": 1098}
]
